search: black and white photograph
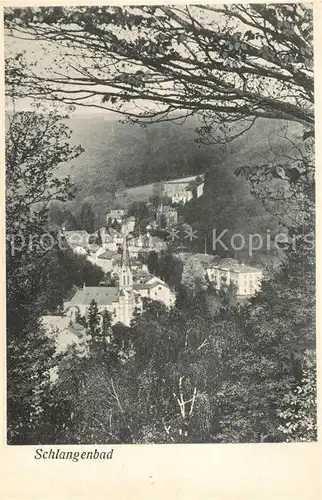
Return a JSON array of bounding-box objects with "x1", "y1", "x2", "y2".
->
[{"x1": 4, "y1": 3, "x2": 316, "y2": 447}]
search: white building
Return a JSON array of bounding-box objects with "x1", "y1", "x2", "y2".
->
[
  {"x1": 73, "y1": 246, "x2": 88, "y2": 256},
  {"x1": 207, "y1": 263, "x2": 263, "y2": 297},
  {"x1": 41, "y1": 315, "x2": 87, "y2": 354},
  {"x1": 106, "y1": 209, "x2": 125, "y2": 224},
  {"x1": 134, "y1": 276, "x2": 176, "y2": 306},
  {"x1": 157, "y1": 204, "x2": 178, "y2": 228},
  {"x1": 97, "y1": 227, "x2": 118, "y2": 251},
  {"x1": 87, "y1": 249, "x2": 119, "y2": 274},
  {"x1": 164, "y1": 175, "x2": 205, "y2": 205},
  {"x1": 122, "y1": 216, "x2": 136, "y2": 234},
  {"x1": 127, "y1": 233, "x2": 167, "y2": 257}
]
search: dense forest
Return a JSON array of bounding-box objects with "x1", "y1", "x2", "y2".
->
[{"x1": 59, "y1": 116, "x2": 302, "y2": 223}]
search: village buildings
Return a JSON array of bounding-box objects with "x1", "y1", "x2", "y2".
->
[
  {"x1": 87, "y1": 248, "x2": 117, "y2": 274},
  {"x1": 180, "y1": 253, "x2": 263, "y2": 298},
  {"x1": 46, "y1": 197, "x2": 263, "y2": 352},
  {"x1": 122, "y1": 215, "x2": 136, "y2": 234},
  {"x1": 63, "y1": 236, "x2": 176, "y2": 327}
]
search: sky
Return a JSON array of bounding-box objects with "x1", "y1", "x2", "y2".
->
[
  {"x1": 3, "y1": 5, "x2": 228, "y2": 118},
  {"x1": 5, "y1": 33, "x2": 124, "y2": 117}
]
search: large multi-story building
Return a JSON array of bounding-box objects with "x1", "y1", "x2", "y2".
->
[
  {"x1": 164, "y1": 175, "x2": 204, "y2": 205},
  {"x1": 106, "y1": 209, "x2": 125, "y2": 224},
  {"x1": 206, "y1": 262, "x2": 263, "y2": 297}
]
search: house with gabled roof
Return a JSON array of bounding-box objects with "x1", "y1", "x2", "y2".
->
[
  {"x1": 133, "y1": 276, "x2": 176, "y2": 307},
  {"x1": 41, "y1": 315, "x2": 87, "y2": 354},
  {"x1": 87, "y1": 248, "x2": 119, "y2": 274}
]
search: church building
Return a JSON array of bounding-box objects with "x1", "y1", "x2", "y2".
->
[{"x1": 64, "y1": 235, "x2": 175, "y2": 326}]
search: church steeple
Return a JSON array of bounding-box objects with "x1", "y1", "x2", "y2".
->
[
  {"x1": 120, "y1": 234, "x2": 133, "y2": 291},
  {"x1": 121, "y1": 233, "x2": 131, "y2": 268}
]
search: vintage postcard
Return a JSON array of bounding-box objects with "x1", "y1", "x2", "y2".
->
[{"x1": 1, "y1": 1, "x2": 320, "y2": 498}]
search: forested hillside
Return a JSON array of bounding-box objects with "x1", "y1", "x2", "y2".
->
[{"x1": 60, "y1": 114, "x2": 302, "y2": 229}]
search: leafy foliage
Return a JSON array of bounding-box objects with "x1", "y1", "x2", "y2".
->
[
  {"x1": 182, "y1": 256, "x2": 208, "y2": 296},
  {"x1": 277, "y1": 350, "x2": 317, "y2": 442},
  {"x1": 127, "y1": 201, "x2": 150, "y2": 224},
  {"x1": 5, "y1": 5, "x2": 313, "y2": 143},
  {"x1": 5, "y1": 107, "x2": 84, "y2": 443},
  {"x1": 7, "y1": 326, "x2": 57, "y2": 444}
]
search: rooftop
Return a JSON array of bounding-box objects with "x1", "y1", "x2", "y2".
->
[
  {"x1": 211, "y1": 264, "x2": 263, "y2": 274},
  {"x1": 41, "y1": 316, "x2": 86, "y2": 347},
  {"x1": 63, "y1": 230, "x2": 89, "y2": 247},
  {"x1": 41, "y1": 315, "x2": 71, "y2": 331},
  {"x1": 108, "y1": 209, "x2": 125, "y2": 216},
  {"x1": 98, "y1": 250, "x2": 118, "y2": 260},
  {"x1": 192, "y1": 253, "x2": 216, "y2": 264},
  {"x1": 134, "y1": 270, "x2": 153, "y2": 277},
  {"x1": 165, "y1": 175, "x2": 204, "y2": 185},
  {"x1": 220, "y1": 258, "x2": 239, "y2": 265},
  {"x1": 133, "y1": 276, "x2": 169, "y2": 290},
  {"x1": 133, "y1": 282, "x2": 161, "y2": 291},
  {"x1": 69, "y1": 287, "x2": 119, "y2": 306}
]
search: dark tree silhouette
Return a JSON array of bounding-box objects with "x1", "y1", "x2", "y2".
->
[
  {"x1": 5, "y1": 5, "x2": 313, "y2": 144},
  {"x1": 78, "y1": 202, "x2": 95, "y2": 233}
]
